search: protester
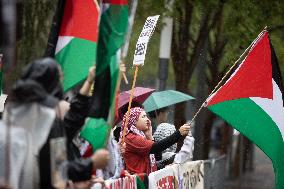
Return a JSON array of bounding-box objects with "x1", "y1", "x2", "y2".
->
[
  {"x1": 80, "y1": 63, "x2": 130, "y2": 181},
  {"x1": 149, "y1": 106, "x2": 195, "y2": 168},
  {"x1": 148, "y1": 107, "x2": 177, "y2": 169},
  {"x1": 2, "y1": 58, "x2": 109, "y2": 189},
  {"x1": 120, "y1": 107, "x2": 190, "y2": 175},
  {"x1": 149, "y1": 108, "x2": 176, "y2": 156},
  {"x1": 148, "y1": 107, "x2": 169, "y2": 133}
]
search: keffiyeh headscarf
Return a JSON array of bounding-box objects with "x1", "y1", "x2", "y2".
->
[{"x1": 119, "y1": 107, "x2": 145, "y2": 142}]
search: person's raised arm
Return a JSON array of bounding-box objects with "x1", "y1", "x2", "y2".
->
[
  {"x1": 63, "y1": 66, "x2": 96, "y2": 140},
  {"x1": 150, "y1": 123, "x2": 191, "y2": 154},
  {"x1": 79, "y1": 66, "x2": 96, "y2": 96}
]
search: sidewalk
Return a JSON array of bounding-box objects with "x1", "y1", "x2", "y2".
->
[{"x1": 224, "y1": 146, "x2": 274, "y2": 189}]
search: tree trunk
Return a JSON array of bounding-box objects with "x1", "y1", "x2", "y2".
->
[
  {"x1": 243, "y1": 137, "x2": 254, "y2": 172},
  {"x1": 172, "y1": 0, "x2": 193, "y2": 130},
  {"x1": 192, "y1": 36, "x2": 208, "y2": 160},
  {"x1": 203, "y1": 112, "x2": 215, "y2": 159},
  {"x1": 220, "y1": 123, "x2": 232, "y2": 155}
]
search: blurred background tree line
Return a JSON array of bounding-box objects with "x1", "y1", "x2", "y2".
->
[{"x1": 1, "y1": 0, "x2": 284, "y2": 176}]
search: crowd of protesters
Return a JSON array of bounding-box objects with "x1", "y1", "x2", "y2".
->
[{"x1": 0, "y1": 58, "x2": 194, "y2": 189}]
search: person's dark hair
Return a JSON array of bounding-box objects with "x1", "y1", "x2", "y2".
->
[
  {"x1": 10, "y1": 58, "x2": 63, "y2": 107},
  {"x1": 148, "y1": 107, "x2": 169, "y2": 119},
  {"x1": 113, "y1": 126, "x2": 121, "y2": 142}
]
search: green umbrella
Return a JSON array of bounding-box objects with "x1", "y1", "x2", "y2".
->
[{"x1": 143, "y1": 90, "x2": 195, "y2": 112}]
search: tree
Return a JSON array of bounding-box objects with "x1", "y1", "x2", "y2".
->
[{"x1": 14, "y1": 0, "x2": 56, "y2": 87}]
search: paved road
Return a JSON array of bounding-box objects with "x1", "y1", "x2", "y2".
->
[{"x1": 224, "y1": 146, "x2": 274, "y2": 189}]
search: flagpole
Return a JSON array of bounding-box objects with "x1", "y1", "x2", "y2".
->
[
  {"x1": 120, "y1": 0, "x2": 138, "y2": 84},
  {"x1": 188, "y1": 29, "x2": 267, "y2": 126},
  {"x1": 121, "y1": 65, "x2": 139, "y2": 144}
]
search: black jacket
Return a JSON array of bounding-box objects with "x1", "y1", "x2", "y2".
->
[{"x1": 39, "y1": 93, "x2": 93, "y2": 189}]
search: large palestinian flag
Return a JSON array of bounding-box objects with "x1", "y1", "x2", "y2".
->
[
  {"x1": 88, "y1": 0, "x2": 128, "y2": 120},
  {"x1": 206, "y1": 31, "x2": 284, "y2": 189},
  {"x1": 81, "y1": 0, "x2": 128, "y2": 153},
  {"x1": 53, "y1": 0, "x2": 99, "y2": 91}
]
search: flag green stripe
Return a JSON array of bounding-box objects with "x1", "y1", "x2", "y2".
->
[
  {"x1": 96, "y1": 5, "x2": 128, "y2": 75},
  {"x1": 209, "y1": 98, "x2": 284, "y2": 188},
  {"x1": 110, "y1": 55, "x2": 119, "y2": 104},
  {"x1": 136, "y1": 176, "x2": 147, "y2": 189},
  {"x1": 80, "y1": 118, "x2": 108, "y2": 152},
  {"x1": 55, "y1": 38, "x2": 97, "y2": 91},
  {"x1": 107, "y1": 55, "x2": 120, "y2": 123}
]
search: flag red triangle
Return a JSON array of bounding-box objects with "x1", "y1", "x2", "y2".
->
[
  {"x1": 103, "y1": 0, "x2": 128, "y2": 5},
  {"x1": 207, "y1": 32, "x2": 273, "y2": 106},
  {"x1": 59, "y1": 0, "x2": 99, "y2": 42}
]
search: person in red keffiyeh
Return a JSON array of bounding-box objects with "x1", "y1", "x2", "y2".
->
[{"x1": 120, "y1": 107, "x2": 191, "y2": 175}]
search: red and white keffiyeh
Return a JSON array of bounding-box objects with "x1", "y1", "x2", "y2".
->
[{"x1": 119, "y1": 107, "x2": 145, "y2": 142}]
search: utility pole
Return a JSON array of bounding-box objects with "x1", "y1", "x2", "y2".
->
[{"x1": 157, "y1": 0, "x2": 174, "y2": 91}]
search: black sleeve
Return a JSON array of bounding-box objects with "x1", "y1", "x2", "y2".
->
[
  {"x1": 67, "y1": 158, "x2": 93, "y2": 182},
  {"x1": 64, "y1": 93, "x2": 90, "y2": 141},
  {"x1": 150, "y1": 131, "x2": 182, "y2": 154}
]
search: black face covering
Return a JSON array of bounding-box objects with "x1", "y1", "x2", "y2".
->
[{"x1": 11, "y1": 58, "x2": 63, "y2": 107}]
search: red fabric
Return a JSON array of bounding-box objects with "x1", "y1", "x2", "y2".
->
[
  {"x1": 103, "y1": 0, "x2": 128, "y2": 5},
  {"x1": 81, "y1": 144, "x2": 97, "y2": 176},
  {"x1": 60, "y1": 0, "x2": 99, "y2": 42},
  {"x1": 123, "y1": 133, "x2": 155, "y2": 175},
  {"x1": 82, "y1": 144, "x2": 93, "y2": 158},
  {"x1": 207, "y1": 32, "x2": 272, "y2": 106}
]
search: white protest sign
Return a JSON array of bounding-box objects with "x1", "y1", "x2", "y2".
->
[
  {"x1": 148, "y1": 165, "x2": 178, "y2": 189},
  {"x1": 133, "y1": 15, "x2": 160, "y2": 66},
  {"x1": 178, "y1": 161, "x2": 204, "y2": 189}
]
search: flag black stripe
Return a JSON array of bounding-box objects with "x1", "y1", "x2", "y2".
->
[{"x1": 269, "y1": 38, "x2": 284, "y2": 106}]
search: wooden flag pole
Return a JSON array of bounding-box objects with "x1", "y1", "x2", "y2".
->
[
  {"x1": 122, "y1": 71, "x2": 129, "y2": 84},
  {"x1": 187, "y1": 29, "x2": 267, "y2": 126},
  {"x1": 121, "y1": 65, "x2": 139, "y2": 144}
]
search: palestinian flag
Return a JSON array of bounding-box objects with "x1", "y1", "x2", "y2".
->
[
  {"x1": 88, "y1": 0, "x2": 128, "y2": 120},
  {"x1": 80, "y1": 118, "x2": 109, "y2": 153},
  {"x1": 47, "y1": 0, "x2": 99, "y2": 91},
  {"x1": 206, "y1": 31, "x2": 284, "y2": 189},
  {"x1": 81, "y1": 0, "x2": 128, "y2": 153}
]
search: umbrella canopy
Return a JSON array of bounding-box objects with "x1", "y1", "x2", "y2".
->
[
  {"x1": 118, "y1": 87, "x2": 155, "y2": 109},
  {"x1": 115, "y1": 87, "x2": 155, "y2": 124},
  {"x1": 143, "y1": 90, "x2": 195, "y2": 112}
]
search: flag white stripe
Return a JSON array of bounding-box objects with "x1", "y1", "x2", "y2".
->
[
  {"x1": 251, "y1": 79, "x2": 284, "y2": 141},
  {"x1": 55, "y1": 36, "x2": 74, "y2": 54}
]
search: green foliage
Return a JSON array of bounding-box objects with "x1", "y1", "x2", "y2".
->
[
  {"x1": 123, "y1": 0, "x2": 167, "y2": 88},
  {"x1": 16, "y1": 0, "x2": 57, "y2": 78},
  {"x1": 14, "y1": 0, "x2": 284, "y2": 89},
  {"x1": 220, "y1": 0, "x2": 284, "y2": 76}
]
